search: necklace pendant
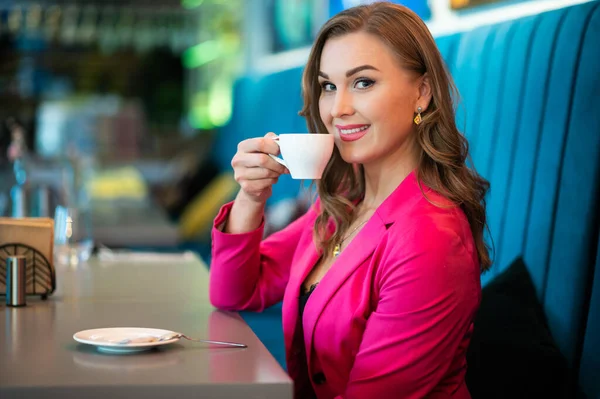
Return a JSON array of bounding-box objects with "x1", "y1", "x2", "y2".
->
[{"x1": 333, "y1": 244, "x2": 341, "y2": 257}]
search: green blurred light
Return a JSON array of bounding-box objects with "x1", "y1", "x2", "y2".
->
[
  {"x1": 188, "y1": 113, "x2": 213, "y2": 130},
  {"x1": 189, "y1": 92, "x2": 213, "y2": 130},
  {"x1": 182, "y1": 40, "x2": 223, "y2": 69},
  {"x1": 208, "y1": 79, "x2": 233, "y2": 127},
  {"x1": 181, "y1": 0, "x2": 205, "y2": 10},
  {"x1": 188, "y1": 80, "x2": 234, "y2": 130}
]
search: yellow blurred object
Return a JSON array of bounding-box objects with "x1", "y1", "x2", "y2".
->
[
  {"x1": 451, "y1": 0, "x2": 470, "y2": 9},
  {"x1": 87, "y1": 167, "x2": 148, "y2": 200},
  {"x1": 179, "y1": 172, "x2": 238, "y2": 240}
]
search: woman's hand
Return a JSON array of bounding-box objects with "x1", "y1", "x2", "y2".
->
[{"x1": 231, "y1": 132, "x2": 289, "y2": 205}]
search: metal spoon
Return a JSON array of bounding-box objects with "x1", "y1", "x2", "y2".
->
[
  {"x1": 118, "y1": 333, "x2": 247, "y2": 348},
  {"x1": 159, "y1": 332, "x2": 247, "y2": 348}
]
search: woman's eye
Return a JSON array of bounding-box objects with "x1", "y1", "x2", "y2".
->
[
  {"x1": 321, "y1": 82, "x2": 336, "y2": 92},
  {"x1": 355, "y1": 79, "x2": 375, "y2": 89}
]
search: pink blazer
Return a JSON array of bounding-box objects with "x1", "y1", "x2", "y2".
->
[{"x1": 210, "y1": 171, "x2": 481, "y2": 399}]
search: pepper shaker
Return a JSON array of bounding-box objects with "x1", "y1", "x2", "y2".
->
[{"x1": 6, "y1": 256, "x2": 27, "y2": 307}]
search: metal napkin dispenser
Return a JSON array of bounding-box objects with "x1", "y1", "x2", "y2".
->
[{"x1": 0, "y1": 218, "x2": 56, "y2": 300}]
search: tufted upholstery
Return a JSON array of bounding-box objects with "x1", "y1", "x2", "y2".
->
[
  {"x1": 436, "y1": 4, "x2": 600, "y2": 395},
  {"x1": 580, "y1": 236, "x2": 600, "y2": 398}
]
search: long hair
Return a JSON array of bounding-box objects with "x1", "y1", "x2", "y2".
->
[{"x1": 300, "y1": 2, "x2": 491, "y2": 272}]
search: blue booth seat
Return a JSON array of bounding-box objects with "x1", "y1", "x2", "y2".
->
[
  {"x1": 438, "y1": 0, "x2": 600, "y2": 366},
  {"x1": 435, "y1": 3, "x2": 600, "y2": 396},
  {"x1": 210, "y1": 1, "x2": 600, "y2": 396},
  {"x1": 580, "y1": 236, "x2": 600, "y2": 399}
]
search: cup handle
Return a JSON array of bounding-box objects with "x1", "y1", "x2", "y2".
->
[{"x1": 268, "y1": 137, "x2": 287, "y2": 168}]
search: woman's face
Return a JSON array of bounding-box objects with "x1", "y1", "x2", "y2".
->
[{"x1": 318, "y1": 31, "x2": 428, "y2": 167}]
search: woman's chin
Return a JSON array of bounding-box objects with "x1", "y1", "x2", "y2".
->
[
  {"x1": 339, "y1": 149, "x2": 370, "y2": 165},
  {"x1": 339, "y1": 153, "x2": 360, "y2": 164}
]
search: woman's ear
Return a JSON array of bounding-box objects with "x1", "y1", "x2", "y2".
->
[{"x1": 416, "y1": 73, "x2": 433, "y2": 112}]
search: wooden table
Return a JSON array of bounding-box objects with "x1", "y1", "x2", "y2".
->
[{"x1": 0, "y1": 254, "x2": 292, "y2": 398}]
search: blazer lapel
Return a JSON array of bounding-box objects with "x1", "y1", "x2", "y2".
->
[
  {"x1": 300, "y1": 170, "x2": 424, "y2": 367},
  {"x1": 302, "y1": 216, "x2": 389, "y2": 367}
]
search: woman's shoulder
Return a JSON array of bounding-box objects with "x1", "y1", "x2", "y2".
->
[
  {"x1": 393, "y1": 184, "x2": 467, "y2": 226},
  {"x1": 376, "y1": 193, "x2": 479, "y2": 285},
  {"x1": 384, "y1": 187, "x2": 474, "y2": 256}
]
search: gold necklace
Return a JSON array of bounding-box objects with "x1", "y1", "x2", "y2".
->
[{"x1": 332, "y1": 219, "x2": 369, "y2": 257}]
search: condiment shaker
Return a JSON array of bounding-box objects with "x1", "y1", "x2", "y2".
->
[{"x1": 6, "y1": 256, "x2": 26, "y2": 307}]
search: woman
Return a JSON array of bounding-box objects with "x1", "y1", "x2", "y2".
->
[{"x1": 210, "y1": 3, "x2": 490, "y2": 398}]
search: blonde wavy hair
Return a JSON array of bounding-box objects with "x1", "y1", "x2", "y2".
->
[{"x1": 299, "y1": 2, "x2": 491, "y2": 272}]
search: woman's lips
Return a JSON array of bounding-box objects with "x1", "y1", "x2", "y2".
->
[{"x1": 336, "y1": 124, "x2": 370, "y2": 142}]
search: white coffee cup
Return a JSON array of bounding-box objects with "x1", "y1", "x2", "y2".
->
[{"x1": 268, "y1": 133, "x2": 334, "y2": 180}]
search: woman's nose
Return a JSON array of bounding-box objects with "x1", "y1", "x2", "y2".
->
[{"x1": 330, "y1": 91, "x2": 355, "y2": 118}]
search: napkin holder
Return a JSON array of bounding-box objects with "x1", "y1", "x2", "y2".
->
[{"x1": 0, "y1": 217, "x2": 56, "y2": 299}]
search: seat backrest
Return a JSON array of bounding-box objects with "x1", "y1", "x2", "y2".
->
[
  {"x1": 579, "y1": 236, "x2": 600, "y2": 399},
  {"x1": 436, "y1": 0, "x2": 600, "y2": 390}
]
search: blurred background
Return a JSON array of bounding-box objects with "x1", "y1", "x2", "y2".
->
[
  {"x1": 2, "y1": 2, "x2": 598, "y2": 397},
  {"x1": 0, "y1": 0, "x2": 586, "y2": 257}
]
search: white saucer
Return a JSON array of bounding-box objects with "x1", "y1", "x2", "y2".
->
[{"x1": 73, "y1": 327, "x2": 180, "y2": 354}]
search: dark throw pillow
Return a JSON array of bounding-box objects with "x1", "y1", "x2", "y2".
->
[{"x1": 465, "y1": 257, "x2": 569, "y2": 399}]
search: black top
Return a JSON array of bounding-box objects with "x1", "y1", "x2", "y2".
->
[
  {"x1": 299, "y1": 283, "x2": 318, "y2": 319},
  {"x1": 297, "y1": 283, "x2": 319, "y2": 399}
]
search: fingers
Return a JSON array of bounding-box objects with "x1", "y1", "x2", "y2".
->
[
  {"x1": 234, "y1": 165, "x2": 282, "y2": 181},
  {"x1": 232, "y1": 152, "x2": 289, "y2": 175},
  {"x1": 237, "y1": 133, "x2": 280, "y2": 156},
  {"x1": 231, "y1": 132, "x2": 290, "y2": 200},
  {"x1": 238, "y1": 179, "x2": 277, "y2": 199}
]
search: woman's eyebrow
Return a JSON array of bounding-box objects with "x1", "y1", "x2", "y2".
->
[
  {"x1": 346, "y1": 65, "x2": 379, "y2": 77},
  {"x1": 318, "y1": 65, "x2": 380, "y2": 80}
]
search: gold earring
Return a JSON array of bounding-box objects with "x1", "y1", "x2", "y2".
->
[{"x1": 414, "y1": 106, "x2": 423, "y2": 125}]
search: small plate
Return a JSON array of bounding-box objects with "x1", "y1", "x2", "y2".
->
[{"x1": 73, "y1": 327, "x2": 180, "y2": 354}]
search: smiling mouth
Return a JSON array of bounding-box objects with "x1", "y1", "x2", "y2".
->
[
  {"x1": 338, "y1": 125, "x2": 370, "y2": 134},
  {"x1": 336, "y1": 125, "x2": 371, "y2": 142}
]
